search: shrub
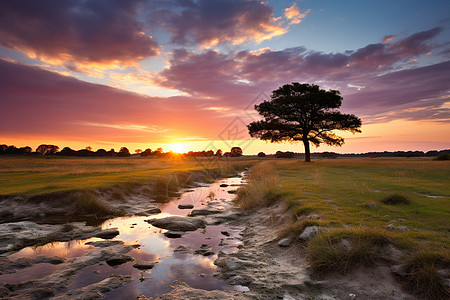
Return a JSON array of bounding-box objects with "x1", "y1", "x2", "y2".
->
[
  {"x1": 307, "y1": 228, "x2": 396, "y2": 275},
  {"x1": 381, "y1": 193, "x2": 411, "y2": 205},
  {"x1": 403, "y1": 251, "x2": 450, "y2": 299},
  {"x1": 433, "y1": 153, "x2": 450, "y2": 161}
]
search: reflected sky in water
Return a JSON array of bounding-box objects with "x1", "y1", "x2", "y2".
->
[{"x1": 0, "y1": 174, "x2": 246, "y2": 299}]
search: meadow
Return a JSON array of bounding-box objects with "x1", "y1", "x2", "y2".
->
[
  {"x1": 0, "y1": 156, "x2": 256, "y2": 196},
  {"x1": 236, "y1": 157, "x2": 449, "y2": 299}
]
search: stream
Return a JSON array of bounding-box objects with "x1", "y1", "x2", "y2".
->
[{"x1": 0, "y1": 174, "x2": 248, "y2": 299}]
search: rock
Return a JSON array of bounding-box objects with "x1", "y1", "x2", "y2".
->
[
  {"x1": 386, "y1": 224, "x2": 409, "y2": 231},
  {"x1": 199, "y1": 273, "x2": 207, "y2": 278},
  {"x1": 217, "y1": 251, "x2": 226, "y2": 257},
  {"x1": 145, "y1": 216, "x2": 206, "y2": 231},
  {"x1": 188, "y1": 209, "x2": 223, "y2": 216},
  {"x1": 221, "y1": 231, "x2": 231, "y2": 236},
  {"x1": 367, "y1": 203, "x2": 381, "y2": 209},
  {"x1": 390, "y1": 264, "x2": 407, "y2": 276},
  {"x1": 95, "y1": 228, "x2": 120, "y2": 239},
  {"x1": 278, "y1": 238, "x2": 291, "y2": 247},
  {"x1": 173, "y1": 245, "x2": 191, "y2": 253},
  {"x1": 299, "y1": 226, "x2": 323, "y2": 240},
  {"x1": 135, "y1": 208, "x2": 162, "y2": 216},
  {"x1": 337, "y1": 239, "x2": 352, "y2": 251},
  {"x1": 227, "y1": 190, "x2": 237, "y2": 194},
  {"x1": 220, "y1": 184, "x2": 229, "y2": 187},
  {"x1": 214, "y1": 256, "x2": 258, "y2": 271},
  {"x1": 106, "y1": 255, "x2": 133, "y2": 266},
  {"x1": 146, "y1": 208, "x2": 162, "y2": 214},
  {"x1": 380, "y1": 244, "x2": 405, "y2": 261},
  {"x1": 227, "y1": 274, "x2": 253, "y2": 285},
  {"x1": 164, "y1": 231, "x2": 184, "y2": 238},
  {"x1": 133, "y1": 261, "x2": 155, "y2": 270},
  {"x1": 85, "y1": 240, "x2": 124, "y2": 247},
  {"x1": 307, "y1": 213, "x2": 320, "y2": 220},
  {"x1": 178, "y1": 204, "x2": 194, "y2": 209},
  {"x1": 155, "y1": 283, "x2": 250, "y2": 299},
  {"x1": 194, "y1": 244, "x2": 214, "y2": 256},
  {"x1": 52, "y1": 275, "x2": 132, "y2": 300}
]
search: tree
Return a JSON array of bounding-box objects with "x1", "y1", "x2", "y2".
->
[
  {"x1": 248, "y1": 83, "x2": 362, "y2": 162},
  {"x1": 36, "y1": 144, "x2": 59, "y2": 155},
  {"x1": 118, "y1": 147, "x2": 130, "y2": 157},
  {"x1": 230, "y1": 147, "x2": 243, "y2": 157},
  {"x1": 141, "y1": 148, "x2": 152, "y2": 157},
  {"x1": 135, "y1": 149, "x2": 142, "y2": 154}
]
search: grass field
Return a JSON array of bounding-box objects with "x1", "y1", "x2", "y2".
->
[
  {"x1": 235, "y1": 157, "x2": 449, "y2": 299},
  {"x1": 274, "y1": 157, "x2": 450, "y2": 249},
  {"x1": 0, "y1": 156, "x2": 257, "y2": 196}
]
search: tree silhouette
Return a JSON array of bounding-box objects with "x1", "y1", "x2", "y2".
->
[
  {"x1": 36, "y1": 144, "x2": 59, "y2": 155},
  {"x1": 118, "y1": 147, "x2": 130, "y2": 157},
  {"x1": 248, "y1": 83, "x2": 362, "y2": 162},
  {"x1": 230, "y1": 147, "x2": 243, "y2": 157}
]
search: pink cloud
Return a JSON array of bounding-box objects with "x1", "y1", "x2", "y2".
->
[
  {"x1": 0, "y1": 0, "x2": 159, "y2": 66},
  {"x1": 0, "y1": 60, "x2": 235, "y2": 143},
  {"x1": 148, "y1": 0, "x2": 287, "y2": 47}
]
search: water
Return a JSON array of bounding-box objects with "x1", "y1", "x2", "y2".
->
[{"x1": 0, "y1": 175, "x2": 246, "y2": 299}]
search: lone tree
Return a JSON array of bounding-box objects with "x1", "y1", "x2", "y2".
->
[{"x1": 248, "y1": 83, "x2": 362, "y2": 162}]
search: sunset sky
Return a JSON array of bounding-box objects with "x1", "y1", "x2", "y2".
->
[{"x1": 1, "y1": 0, "x2": 449, "y2": 154}]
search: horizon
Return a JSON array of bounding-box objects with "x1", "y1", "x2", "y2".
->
[{"x1": 1, "y1": 0, "x2": 449, "y2": 154}]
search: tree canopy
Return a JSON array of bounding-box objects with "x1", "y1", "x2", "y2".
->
[{"x1": 248, "y1": 83, "x2": 362, "y2": 162}]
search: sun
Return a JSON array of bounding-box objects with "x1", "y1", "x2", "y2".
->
[{"x1": 167, "y1": 143, "x2": 188, "y2": 154}]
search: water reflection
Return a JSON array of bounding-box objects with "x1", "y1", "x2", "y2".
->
[{"x1": 0, "y1": 174, "x2": 246, "y2": 299}]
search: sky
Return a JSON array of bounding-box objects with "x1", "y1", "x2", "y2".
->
[{"x1": 0, "y1": 0, "x2": 449, "y2": 154}]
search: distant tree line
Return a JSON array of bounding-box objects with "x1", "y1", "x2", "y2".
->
[
  {"x1": 257, "y1": 150, "x2": 450, "y2": 159},
  {"x1": 0, "y1": 144, "x2": 244, "y2": 158},
  {"x1": 1, "y1": 144, "x2": 448, "y2": 158}
]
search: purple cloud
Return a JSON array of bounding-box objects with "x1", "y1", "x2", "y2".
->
[
  {"x1": 0, "y1": 0, "x2": 159, "y2": 65},
  {"x1": 157, "y1": 28, "x2": 448, "y2": 122},
  {"x1": 148, "y1": 0, "x2": 286, "y2": 46}
]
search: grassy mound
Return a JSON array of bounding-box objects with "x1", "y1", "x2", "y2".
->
[{"x1": 381, "y1": 193, "x2": 411, "y2": 205}]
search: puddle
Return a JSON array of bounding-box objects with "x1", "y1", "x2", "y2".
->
[{"x1": 0, "y1": 174, "x2": 246, "y2": 299}]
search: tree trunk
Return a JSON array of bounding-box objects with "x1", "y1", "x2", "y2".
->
[{"x1": 303, "y1": 139, "x2": 311, "y2": 162}]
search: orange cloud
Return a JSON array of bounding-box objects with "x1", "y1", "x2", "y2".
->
[{"x1": 284, "y1": 3, "x2": 311, "y2": 24}]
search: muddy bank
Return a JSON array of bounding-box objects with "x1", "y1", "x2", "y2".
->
[
  {"x1": 0, "y1": 168, "x2": 243, "y2": 225},
  {"x1": 211, "y1": 202, "x2": 420, "y2": 300},
  {"x1": 0, "y1": 174, "x2": 249, "y2": 299}
]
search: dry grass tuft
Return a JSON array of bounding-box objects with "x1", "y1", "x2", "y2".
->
[
  {"x1": 402, "y1": 251, "x2": 450, "y2": 299},
  {"x1": 235, "y1": 162, "x2": 288, "y2": 210},
  {"x1": 307, "y1": 227, "x2": 399, "y2": 275}
]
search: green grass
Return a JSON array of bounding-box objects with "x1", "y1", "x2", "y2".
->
[
  {"x1": 402, "y1": 251, "x2": 450, "y2": 299},
  {"x1": 274, "y1": 158, "x2": 450, "y2": 250},
  {"x1": 0, "y1": 156, "x2": 256, "y2": 196},
  {"x1": 307, "y1": 228, "x2": 400, "y2": 275}
]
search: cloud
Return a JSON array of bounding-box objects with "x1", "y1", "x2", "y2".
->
[
  {"x1": 284, "y1": 3, "x2": 310, "y2": 25},
  {"x1": 149, "y1": 0, "x2": 287, "y2": 47},
  {"x1": 343, "y1": 61, "x2": 450, "y2": 122},
  {"x1": 0, "y1": 60, "x2": 237, "y2": 143},
  {"x1": 0, "y1": 0, "x2": 159, "y2": 67},
  {"x1": 382, "y1": 35, "x2": 397, "y2": 44},
  {"x1": 157, "y1": 28, "x2": 448, "y2": 123}
]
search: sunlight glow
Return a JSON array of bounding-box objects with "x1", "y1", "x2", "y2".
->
[{"x1": 167, "y1": 143, "x2": 188, "y2": 153}]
